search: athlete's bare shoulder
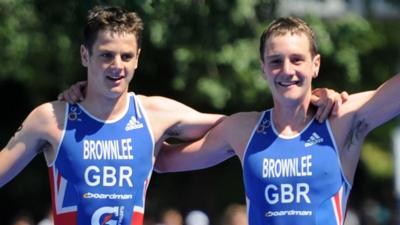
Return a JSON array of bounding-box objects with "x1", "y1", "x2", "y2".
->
[
  {"x1": 222, "y1": 111, "x2": 263, "y2": 159},
  {"x1": 229, "y1": 111, "x2": 262, "y2": 126},
  {"x1": 30, "y1": 101, "x2": 66, "y2": 130},
  {"x1": 137, "y1": 95, "x2": 189, "y2": 113},
  {"x1": 135, "y1": 95, "x2": 188, "y2": 143},
  {"x1": 3, "y1": 101, "x2": 67, "y2": 166},
  {"x1": 222, "y1": 111, "x2": 263, "y2": 136}
]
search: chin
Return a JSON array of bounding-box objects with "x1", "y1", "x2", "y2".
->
[
  {"x1": 278, "y1": 94, "x2": 304, "y2": 104},
  {"x1": 106, "y1": 89, "x2": 127, "y2": 99},
  {"x1": 278, "y1": 90, "x2": 299, "y2": 99}
]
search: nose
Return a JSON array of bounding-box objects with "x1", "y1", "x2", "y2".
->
[
  {"x1": 282, "y1": 59, "x2": 295, "y2": 75},
  {"x1": 109, "y1": 56, "x2": 123, "y2": 76},
  {"x1": 111, "y1": 55, "x2": 123, "y2": 68}
]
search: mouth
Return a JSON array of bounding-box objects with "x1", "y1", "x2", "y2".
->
[
  {"x1": 106, "y1": 75, "x2": 125, "y2": 81},
  {"x1": 278, "y1": 80, "x2": 300, "y2": 87},
  {"x1": 106, "y1": 68, "x2": 125, "y2": 81}
]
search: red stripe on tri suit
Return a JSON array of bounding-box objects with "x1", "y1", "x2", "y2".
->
[
  {"x1": 48, "y1": 168, "x2": 78, "y2": 225},
  {"x1": 334, "y1": 192, "x2": 342, "y2": 225},
  {"x1": 53, "y1": 212, "x2": 77, "y2": 225},
  {"x1": 131, "y1": 211, "x2": 144, "y2": 225}
]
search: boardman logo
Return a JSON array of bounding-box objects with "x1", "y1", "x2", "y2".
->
[
  {"x1": 83, "y1": 192, "x2": 133, "y2": 200},
  {"x1": 125, "y1": 116, "x2": 143, "y2": 131},
  {"x1": 265, "y1": 210, "x2": 312, "y2": 217},
  {"x1": 304, "y1": 132, "x2": 324, "y2": 147},
  {"x1": 92, "y1": 206, "x2": 124, "y2": 225}
]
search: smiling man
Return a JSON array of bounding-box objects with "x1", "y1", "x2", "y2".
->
[
  {"x1": 0, "y1": 6, "x2": 227, "y2": 225},
  {"x1": 154, "y1": 17, "x2": 400, "y2": 225}
]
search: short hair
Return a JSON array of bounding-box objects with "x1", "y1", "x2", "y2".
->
[
  {"x1": 83, "y1": 5, "x2": 144, "y2": 54},
  {"x1": 259, "y1": 17, "x2": 318, "y2": 62}
]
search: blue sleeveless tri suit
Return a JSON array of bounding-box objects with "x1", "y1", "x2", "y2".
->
[
  {"x1": 48, "y1": 93, "x2": 154, "y2": 225},
  {"x1": 243, "y1": 109, "x2": 351, "y2": 225}
]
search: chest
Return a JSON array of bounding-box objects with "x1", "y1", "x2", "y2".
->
[
  {"x1": 243, "y1": 115, "x2": 346, "y2": 205},
  {"x1": 55, "y1": 104, "x2": 154, "y2": 188}
]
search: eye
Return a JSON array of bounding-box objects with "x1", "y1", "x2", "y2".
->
[
  {"x1": 100, "y1": 52, "x2": 114, "y2": 60},
  {"x1": 268, "y1": 58, "x2": 282, "y2": 66},
  {"x1": 121, "y1": 53, "x2": 134, "y2": 62},
  {"x1": 291, "y1": 56, "x2": 304, "y2": 65}
]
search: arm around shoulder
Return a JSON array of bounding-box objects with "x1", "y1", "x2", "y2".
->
[
  {"x1": 139, "y1": 95, "x2": 226, "y2": 142},
  {"x1": 154, "y1": 116, "x2": 236, "y2": 173},
  {"x1": 154, "y1": 111, "x2": 261, "y2": 172}
]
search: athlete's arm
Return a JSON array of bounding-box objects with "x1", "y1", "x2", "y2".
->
[
  {"x1": 140, "y1": 95, "x2": 226, "y2": 142},
  {"x1": 155, "y1": 112, "x2": 259, "y2": 172},
  {"x1": 352, "y1": 74, "x2": 400, "y2": 133},
  {"x1": 155, "y1": 116, "x2": 235, "y2": 172},
  {"x1": 337, "y1": 74, "x2": 400, "y2": 140},
  {"x1": 0, "y1": 103, "x2": 61, "y2": 187},
  {"x1": 331, "y1": 74, "x2": 400, "y2": 183}
]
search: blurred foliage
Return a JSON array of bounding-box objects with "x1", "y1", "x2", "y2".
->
[
  {"x1": 362, "y1": 142, "x2": 394, "y2": 178},
  {"x1": 0, "y1": 0, "x2": 399, "y2": 224}
]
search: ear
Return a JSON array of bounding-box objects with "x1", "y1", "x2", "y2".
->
[
  {"x1": 259, "y1": 59, "x2": 264, "y2": 72},
  {"x1": 312, "y1": 54, "x2": 321, "y2": 78},
  {"x1": 260, "y1": 59, "x2": 268, "y2": 79},
  {"x1": 132, "y1": 48, "x2": 141, "y2": 70},
  {"x1": 80, "y1": 45, "x2": 89, "y2": 67},
  {"x1": 260, "y1": 59, "x2": 265, "y2": 73}
]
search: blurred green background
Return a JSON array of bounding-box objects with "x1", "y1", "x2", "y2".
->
[{"x1": 0, "y1": 0, "x2": 399, "y2": 224}]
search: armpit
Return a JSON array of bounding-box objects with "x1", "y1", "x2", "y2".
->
[
  {"x1": 165, "y1": 126, "x2": 180, "y2": 138},
  {"x1": 38, "y1": 141, "x2": 52, "y2": 154},
  {"x1": 345, "y1": 118, "x2": 369, "y2": 149}
]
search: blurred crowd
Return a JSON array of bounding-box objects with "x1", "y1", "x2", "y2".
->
[
  {"x1": 144, "y1": 203, "x2": 247, "y2": 225},
  {"x1": 9, "y1": 199, "x2": 400, "y2": 225}
]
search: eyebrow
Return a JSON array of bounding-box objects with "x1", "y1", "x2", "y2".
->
[{"x1": 266, "y1": 53, "x2": 306, "y2": 58}]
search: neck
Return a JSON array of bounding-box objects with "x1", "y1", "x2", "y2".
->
[
  {"x1": 272, "y1": 97, "x2": 315, "y2": 136},
  {"x1": 81, "y1": 91, "x2": 129, "y2": 121}
]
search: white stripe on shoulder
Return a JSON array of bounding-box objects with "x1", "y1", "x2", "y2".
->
[
  {"x1": 133, "y1": 94, "x2": 156, "y2": 160},
  {"x1": 326, "y1": 120, "x2": 352, "y2": 188},
  {"x1": 48, "y1": 103, "x2": 69, "y2": 167},
  {"x1": 242, "y1": 110, "x2": 269, "y2": 167}
]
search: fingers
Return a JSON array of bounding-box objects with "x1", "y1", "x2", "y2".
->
[
  {"x1": 311, "y1": 90, "x2": 323, "y2": 121},
  {"x1": 331, "y1": 91, "x2": 349, "y2": 116},
  {"x1": 57, "y1": 81, "x2": 87, "y2": 103},
  {"x1": 316, "y1": 97, "x2": 334, "y2": 123},
  {"x1": 311, "y1": 88, "x2": 335, "y2": 122},
  {"x1": 61, "y1": 88, "x2": 80, "y2": 104},
  {"x1": 314, "y1": 105, "x2": 324, "y2": 122},
  {"x1": 57, "y1": 92, "x2": 65, "y2": 101},
  {"x1": 340, "y1": 91, "x2": 349, "y2": 102},
  {"x1": 331, "y1": 94, "x2": 343, "y2": 117},
  {"x1": 72, "y1": 83, "x2": 85, "y2": 101}
]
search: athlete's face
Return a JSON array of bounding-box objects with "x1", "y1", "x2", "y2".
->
[
  {"x1": 261, "y1": 32, "x2": 320, "y2": 105},
  {"x1": 81, "y1": 30, "x2": 140, "y2": 98}
]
